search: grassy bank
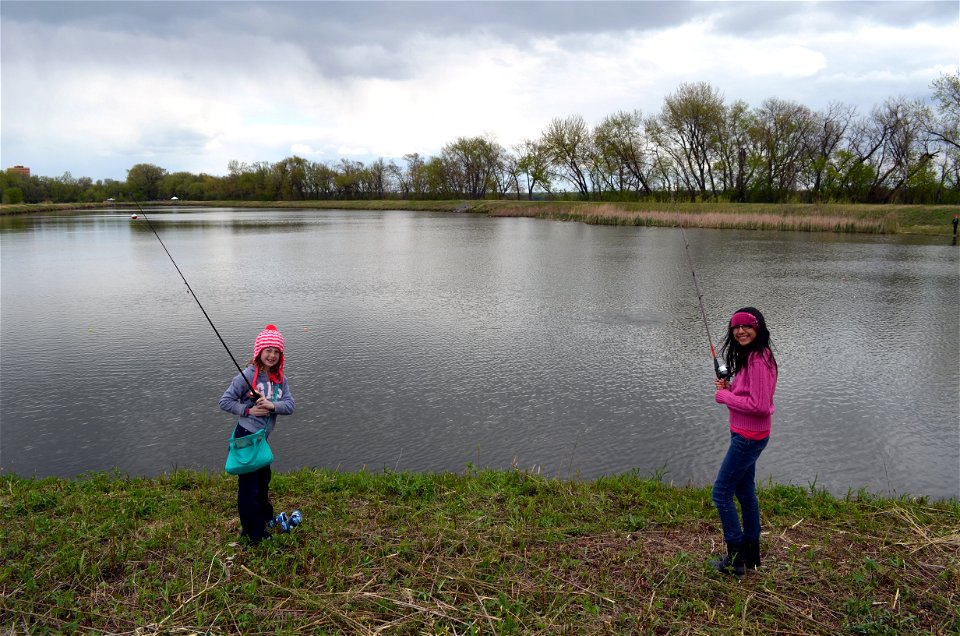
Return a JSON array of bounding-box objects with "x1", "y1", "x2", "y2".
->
[
  {"x1": 1, "y1": 199, "x2": 957, "y2": 235},
  {"x1": 2, "y1": 469, "x2": 957, "y2": 634}
]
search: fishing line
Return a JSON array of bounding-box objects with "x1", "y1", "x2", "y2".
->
[
  {"x1": 677, "y1": 215, "x2": 731, "y2": 380},
  {"x1": 134, "y1": 202, "x2": 261, "y2": 398}
]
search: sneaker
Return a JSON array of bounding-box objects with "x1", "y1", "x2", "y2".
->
[
  {"x1": 272, "y1": 511, "x2": 289, "y2": 533},
  {"x1": 290, "y1": 509, "x2": 302, "y2": 528}
]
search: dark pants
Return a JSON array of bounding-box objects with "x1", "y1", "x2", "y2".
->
[
  {"x1": 234, "y1": 423, "x2": 274, "y2": 544},
  {"x1": 712, "y1": 432, "x2": 769, "y2": 544}
]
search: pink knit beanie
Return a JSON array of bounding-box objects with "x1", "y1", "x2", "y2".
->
[
  {"x1": 254, "y1": 324, "x2": 284, "y2": 358},
  {"x1": 253, "y1": 324, "x2": 284, "y2": 382}
]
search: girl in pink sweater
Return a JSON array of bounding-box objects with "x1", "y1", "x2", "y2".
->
[{"x1": 710, "y1": 307, "x2": 778, "y2": 576}]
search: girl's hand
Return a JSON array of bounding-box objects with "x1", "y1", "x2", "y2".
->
[
  {"x1": 715, "y1": 378, "x2": 730, "y2": 391},
  {"x1": 255, "y1": 397, "x2": 276, "y2": 411},
  {"x1": 249, "y1": 404, "x2": 271, "y2": 416}
]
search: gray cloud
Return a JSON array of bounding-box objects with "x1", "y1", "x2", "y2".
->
[
  {"x1": 709, "y1": 1, "x2": 957, "y2": 36},
  {"x1": 2, "y1": 1, "x2": 956, "y2": 180}
]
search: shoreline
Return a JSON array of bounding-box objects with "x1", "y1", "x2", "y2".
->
[
  {"x1": 1, "y1": 199, "x2": 958, "y2": 236},
  {"x1": 2, "y1": 468, "x2": 957, "y2": 633}
]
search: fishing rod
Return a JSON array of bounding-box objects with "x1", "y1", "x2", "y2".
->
[
  {"x1": 134, "y1": 202, "x2": 262, "y2": 399},
  {"x1": 677, "y1": 216, "x2": 732, "y2": 381}
]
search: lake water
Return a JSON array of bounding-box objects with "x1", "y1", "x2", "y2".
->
[{"x1": 1, "y1": 207, "x2": 957, "y2": 499}]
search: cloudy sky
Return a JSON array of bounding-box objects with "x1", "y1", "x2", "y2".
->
[{"x1": 2, "y1": 1, "x2": 957, "y2": 182}]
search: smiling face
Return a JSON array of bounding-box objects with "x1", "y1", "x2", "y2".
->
[
  {"x1": 732, "y1": 324, "x2": 757, "y2": 347},
  {"x1": 258, "y1": 347, "x2": 282, "y2": 370}
]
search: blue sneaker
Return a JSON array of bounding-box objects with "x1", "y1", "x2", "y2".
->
[{"x1": 290, "y1": 509, "x2": 302, "y2": 528}]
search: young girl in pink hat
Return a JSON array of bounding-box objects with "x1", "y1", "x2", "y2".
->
[
  {"x1": 219, "y1": 324, "x2": 296, "y2": 545},
  {"x1": 710, "y1": 307, "x2": 778, "y2": 576}
]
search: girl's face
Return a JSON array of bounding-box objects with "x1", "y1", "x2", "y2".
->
[
  {"x1": 732, "y1": 324, "x2": 757, "y2": 347},
  {"x1": 259, "y1": 347, "x2": 281, "y2": 369}
]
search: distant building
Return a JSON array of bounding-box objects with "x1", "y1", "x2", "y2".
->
[{"x1": 7, "y1": 165, "x2": 30, "y2": 177}]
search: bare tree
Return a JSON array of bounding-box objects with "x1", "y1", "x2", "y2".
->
[
  {"x1": 928, "y1": 71, "x2": 960, "y2": 151},
  {"x1": 492, "y1": 150, "x2": 521, "y2": 199},
  {"x1": 592, "y1": 110, "x2": 653, "y2": 195},
  {"x1": 855, "y1": 97, "x2": 934, "y2": 202},
  {"x1": 806, "y1": 102, "x2": 857, "y2": 200},
  {"x1": 712, "y1": 99, "x2": 755, "y2": 199},
  {"x1": 366, "y1": 158, "x2": 388, "y2": 199},
  {"x1": 648, "y1": 82, "x2": 726, "y2": 198},
  {"x1": 750, "y1": 98, "x2": 817, "y2": 199},
  {"x1": 441, "y1": 135, "x2": 505, "y2": 199},
  {"x1": 541, "y1": 115, "x2": 592, "y2": 198}
]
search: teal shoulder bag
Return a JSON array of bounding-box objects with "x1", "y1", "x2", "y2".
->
[
  {"x1": 224, "y1": 425, "x2": 274, "y2": 475},
  {"x1": 224, "y1": 385, "x2": 278, "y2": 475}
]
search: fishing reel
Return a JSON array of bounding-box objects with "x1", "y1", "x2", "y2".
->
[{"x1": 714, "y1": 359, "x2": 733, "y2": 381}]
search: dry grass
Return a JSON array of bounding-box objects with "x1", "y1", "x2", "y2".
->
[{"x1": 489, "y1": 202, "x2": 898, "y2": 234}]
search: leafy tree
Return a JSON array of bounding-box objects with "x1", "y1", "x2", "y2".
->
[
  {"x1": 3, "y1": 187, "x2": 23, "y2": 204},
  {"x1": 423, "y1": 156, "x2": 450, "y2": 198},
  {"x1": 333, "y1": 159, "x2": 365, "y2": 198},
  {"x1": 306, "y1": 162, "x2": 337, "y2": 199},
  {"x1": 514, "y1": 139, "x2": 552, "y2": 200},
  {"x1": 126, "y1": 163, "x2": 167, "y2": 200}
]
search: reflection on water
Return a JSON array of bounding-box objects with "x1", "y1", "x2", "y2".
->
[{"x1": 1, "y1": 208, "x2": 958, "y2": 499}]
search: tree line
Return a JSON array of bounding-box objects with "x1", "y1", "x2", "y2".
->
[{"x1": 4, "y1": 75, "x2": 959, "y2": 206}]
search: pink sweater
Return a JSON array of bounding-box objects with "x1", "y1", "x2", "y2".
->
[{"x1": 715, "y1": 350, "x2": 777, "y2": 440}]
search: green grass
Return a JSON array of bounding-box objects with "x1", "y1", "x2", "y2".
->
[
  {"x1": 1, "y1": 199, "x2": 958, "y2": 235},
  {"x1": 2, "y1": 468, "x2": 957, "y2": 634}
]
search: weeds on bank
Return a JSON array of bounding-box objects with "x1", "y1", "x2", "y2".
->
[
  {"x1": 487, "y1": 202, "x2": 920, "y2": 234},
  {"x1": 1, "y1": 468, "x2": 957, "y2": 634}
]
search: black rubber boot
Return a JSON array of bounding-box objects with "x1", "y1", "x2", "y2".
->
[
  {"x1": 744, "y1": 539, "x2": 761, "y2": 570},
  {"x1": 710, "y1": 541, "x2": 746, "y2": 576}
]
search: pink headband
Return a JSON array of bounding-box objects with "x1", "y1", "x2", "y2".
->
[{"x1": 730, "y1": 312, "x2": 759, "y2": 328}]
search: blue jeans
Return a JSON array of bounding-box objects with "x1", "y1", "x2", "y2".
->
[{"x1": 712, "y1": 432, "x2": 769, "y2": 544}]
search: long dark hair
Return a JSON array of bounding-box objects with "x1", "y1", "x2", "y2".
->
[{"x1": 719, "y1": 306, "x2": 777, "y2": 375}]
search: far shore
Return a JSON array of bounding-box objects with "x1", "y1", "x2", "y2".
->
[{"x1": 1, "y1": 199, "x2": 958, "y2": 235}]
